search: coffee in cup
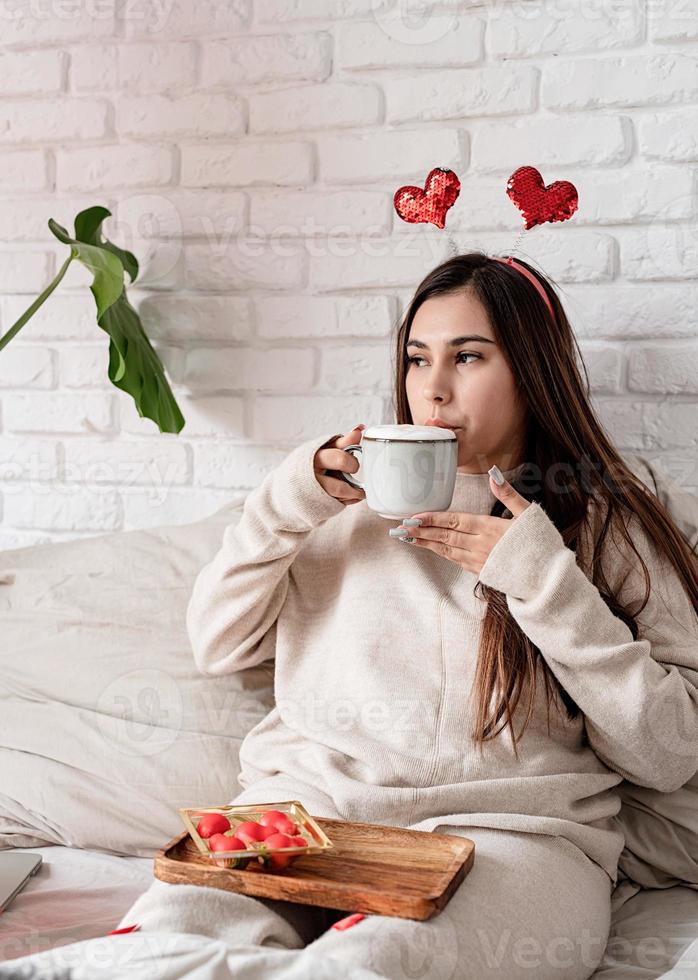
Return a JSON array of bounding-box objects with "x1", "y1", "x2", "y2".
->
[{"x1": 333, "y1": 423, "x2": 458, "y2": 520}]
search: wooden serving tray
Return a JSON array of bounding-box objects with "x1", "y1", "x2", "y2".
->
[{"x1": 154, "y1": 816, "x2": 474, "y2": 920}]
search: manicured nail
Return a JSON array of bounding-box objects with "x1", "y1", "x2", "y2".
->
[
  {"x1": 489, "y1": 465, "x2": 504, "y2": 486},
  {"x1": 388, "y1": 527, "x2": 409, "y2": 537},
  {"x1": 402, "y1": 518, "x2": 422, "y2": 527},
  {"x1": 398, "y1": 536, "x2": 416, "y2": 544}
]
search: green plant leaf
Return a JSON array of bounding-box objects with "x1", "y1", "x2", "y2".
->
[
  {"x1": 47, "y1": 206, "x2": 184, "y2": 434},
  {"x1": 101, "y1": 290, "x2": 185, "y2": 434}
]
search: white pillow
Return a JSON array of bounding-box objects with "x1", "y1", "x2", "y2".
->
[{"x1": 0, "y1": 499, "x2": 275, "y2": 857}]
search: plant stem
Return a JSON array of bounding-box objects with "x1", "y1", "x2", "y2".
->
[{"x1": 0, "y1": 252, "x2": 74, "y2": 352}]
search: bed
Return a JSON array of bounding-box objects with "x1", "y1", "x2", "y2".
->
[
  {"x1": 2, "y1": 844, "x2": 698, "y2": 978},
  {"x1": 1, "y1": 456, "x2": 697, "y2": 978}
]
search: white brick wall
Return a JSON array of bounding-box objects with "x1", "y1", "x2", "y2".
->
[{"x1": 0, "y1": 0, "x2": 696, "y2": 548}]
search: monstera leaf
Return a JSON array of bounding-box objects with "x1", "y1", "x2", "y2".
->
[{"x1": 0, "y1": 206, "x2": 185, "y2": 434}]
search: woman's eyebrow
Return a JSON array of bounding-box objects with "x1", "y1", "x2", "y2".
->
[{"x1": 406, "y1": 335, "x2": 495, "y2": 349}]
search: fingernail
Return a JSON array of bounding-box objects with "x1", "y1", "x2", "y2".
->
[
  {"x1": 398, "y1": 536, "x2": 416, "y2": 544},
  {"x1": 488, "y1": 465, "x2": 504, "y2": 486},
  {"x1": 388, "y1": 528, "x2": 409, "y2": 538},
  {"x1": 402, "y1": 518, "x2": 422, "y2": 527},
  {"x1": 355, "y1": 424, "x2": 366, "y2": 431}
]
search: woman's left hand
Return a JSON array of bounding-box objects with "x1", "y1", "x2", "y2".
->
[{"x1": 394, "y1": 471, "x2": 532, "y2": 576}]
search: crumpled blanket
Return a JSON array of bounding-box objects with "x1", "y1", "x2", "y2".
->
[{"x1": 0, "y1": 878, "x2": 384, "y2": 980}]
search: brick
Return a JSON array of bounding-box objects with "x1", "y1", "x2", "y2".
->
[
  {"x1": 543, "y1": 56, "x2": 698, "y2": 110},
  {"x1": 622, "y1": 227, "x2": 698, "y2": 280},
  {"x1": 646, "y1": 402, "x2": 698, "y2": 450},
  {"x1": 563, "y1": 283, "x2": 698, "y2": 339},
  {"x1": 57, "y1": 343, "x2": 115, "y2": 388},
  {"x1": 250, "y1": 83, "x2": 381, "y2": 134},
  {"x1": 256, "y1": 0, "x2": 392, "y2": 20},
  {"x1": 309, "y1": 229, "x2": 613, "y2": 290},
  {"x1": 490, "y1": 2, "x2": 643, "y2": 57},
  {"x1": 649, "y1": 1, "x2": 698, "y2": 42},
  {"x1": 63, "y1": 438, "x2": 190, "y2": 485},
  {"x1": 593, "y1": 398, "x2": 654, "y2": 452},
  {"x1": 0, "y1": 1, "x2": 115, "y2": 45},
  {"x1": 0, "y1": 49, "x2": 65, "y2": 95},
  {"x1": 320, "y1": 344, "x2": 393, "y2": 394},
  {"x1": 251, "y1": 190, "x2": 391, "y2": 237},
  {"x1": 0, "y1": 252, "x2": 51, "y2": 294},
  {"x1": 181, "y1": 142, "x2": 313, "y2": 187},
  {"x1": 120, "y1": 392, "x2": 244, "y2": 437},
  {"x1": 253, "y1": 394, "x2": 383, "y2": 441},
  {"x1": 2, "y1": 483, "x2": 121, "y2": 532},
  {"x1": 71, "y1": 42, "x2": 197, "y2": 92},
  {"x1": 628, "y1": 344, "x2": 698, "y2": 394},
  {"x1": 120, "y1": 485, "x2": 232, "y2": 530},
  {"x1": 59, "y1": 344, "x2": 178, "y2": 391},
  {"x1": 114, "y1": 189, "x2": 246, "y2": 241},
  {"x1": 639, "y1": 452, "x2": 698, "y2": 490},
  {"x1": 257, "y1": 295, "x2": 396, "y2": 338},
  {"x1": 184, "y1": 242, "x2": 305, "y2": 291},
  {"x1": 0, "y1": 99, "x2": 107, "y2": 145},
  {"x1": 0, "y1": 347, "x2": 54, "y2": 388},
  {"x1": 116, "y1": 93, "x2": 245, "y2": 139},
  {"x1": 565, "y1": 167, "x2": 694, "y2": 226},
  {"x1": 117, "y1": 240, "x2": 183, "y2": 289},
  {"x1": 576, "y1": 343, "x2": 623, "y2": 393},
  {"x1": 193, "y1": 441, "x2": 288, "y2": 489},
  {"x1": 0, "y1": 150, "x2": 48, "y2": 192},
  {"x1": 3, "y1": 393, "x2": 114, "y2": 434},
  {"x1": 56, "y1": 145, "x2": 174, "y2": 192},
  {"x1": 337, "y1": 16, "x2": 482, "y2": 70},
  {"x1": 202, "y1": 33, "x2": 331, "y2": 86},
  {"x1": 385, "y1": 67, "x2": 536, "y2": 124},
  {"x1": 0, "y1": 438, "x2": 58, "y2": 482},
  {"x1": 121, "y1": 0, "x2": 250, "y2": 39},
  {"x1": 0, "y1": 293, "x2": 101, "y2": 342},
  {"x1": 0, "y1": 195, "x2": 112, "y2": 243},
  {"x1": 318, "y1": 128, "x2": 464, "y2": 183},
  {"x1": 309, "y1": 235, "x2": 442, "y2": 290},
  {"x1": 132, "y1": 292, "x2": 253, "y2": 342},
  {"x1": 639, "y1": 110, "x2": 698, "y2": 161},
  {"x1": 184, "y1": 347, "x2": 314, "y2": 391},
  {"x1": 473, "y1": 115, "x2": 629, "y2": 170}
]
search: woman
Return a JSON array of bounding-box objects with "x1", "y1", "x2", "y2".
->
[{"x1": 161, "y1": 252, "x2": 698, "y2": 979}]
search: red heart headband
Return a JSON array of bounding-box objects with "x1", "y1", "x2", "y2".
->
[{"x1": 394, "y1": 165, "x2": 578, "y2": 319}]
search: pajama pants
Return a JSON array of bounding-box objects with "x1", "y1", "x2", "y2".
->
[
  {"x1": 0, "y1": 774, "x2": 613, "y2": 980},
  {"x1": 114, "y1": 773, "x2": 613, "y2": 980}
]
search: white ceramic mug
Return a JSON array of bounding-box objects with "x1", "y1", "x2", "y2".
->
[{"x1": 334, "y1": 424, "x2": 458, "y2": 520}]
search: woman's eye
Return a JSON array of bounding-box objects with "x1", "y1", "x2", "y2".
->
[{"x1": 407, "y1": 353, "x2": 480, "y2": 367}]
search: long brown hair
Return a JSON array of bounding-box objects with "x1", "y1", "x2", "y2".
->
[{"x1": 392, "y1": 251, "x2": 698, "y2": 756}]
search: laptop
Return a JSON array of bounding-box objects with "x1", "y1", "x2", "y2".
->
[{"x1": 0, "y1": 853, "x2": 42, "y2": 913}]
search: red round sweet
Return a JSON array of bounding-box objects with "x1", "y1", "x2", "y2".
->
[
  {"x1": 235, "y1": 820, "x2": 269, "y2": 844},
  {"x1": 196, "y1": 813, "x2": 231, "y2": 839},
  {"x1": 208, "y1": 833, "x2": 246, "y2": 853}
]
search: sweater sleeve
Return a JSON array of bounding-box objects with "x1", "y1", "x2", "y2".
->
[
  {"x1": 186, "y1": 430, "x2": 347, "y2": 676},
  {"x1": 477, "y1": 501, "x2": 698, "y2": 793}
]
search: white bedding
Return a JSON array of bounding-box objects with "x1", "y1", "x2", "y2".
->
[
  {"x1": 0, "y1": 845, "x2": 153, "y2": 962},
  {"x1": 2, "y1": 845, "x2": 698, "y2": 979}
]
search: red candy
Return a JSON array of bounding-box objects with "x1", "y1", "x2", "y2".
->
[{"x1": 196, "y1": 813, "x2": 231, "y2": 839}]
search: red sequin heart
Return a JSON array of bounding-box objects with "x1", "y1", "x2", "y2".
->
[
  {"x1": 394, "y1": 168, "x2": 461, "y2": 229},
  {"x1": 506, "y1": 166, "x2": 578, "y2": 231}
]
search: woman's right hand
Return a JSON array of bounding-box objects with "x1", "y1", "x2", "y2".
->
[{"x1": 313, "y1": 425, "x2": 366, "y2": 505}]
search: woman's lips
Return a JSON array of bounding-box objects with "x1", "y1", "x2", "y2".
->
[{"x1": 425, "y1": 419, "x2": 460, "y2": 430}]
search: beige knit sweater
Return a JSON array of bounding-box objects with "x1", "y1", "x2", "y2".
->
[{"x1": 186, "y1": 430, "x2": 698, "y2": 885}]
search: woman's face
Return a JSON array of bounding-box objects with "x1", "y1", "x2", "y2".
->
[{"x1": 405, "y1": 287, "x2": 528, "y2": 474}]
